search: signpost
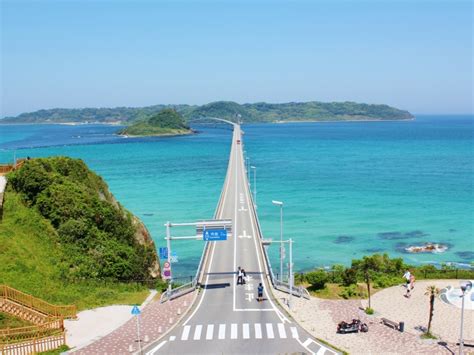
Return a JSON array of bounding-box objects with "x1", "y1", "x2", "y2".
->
[
  {"x1": 162, "y1": 261, "x2": 171, "y2": 280},
  {"x1": 131, "y1": 305, "x2": 142, "y2": 354},
  {"x1": 203, "y1": 229, "x2": 227, "y2": 241},
  {"x1": 159, "y1": 247, "x2": 168, "y2": 259}
]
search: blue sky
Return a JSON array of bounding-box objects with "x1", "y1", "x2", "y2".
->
[{"x1": 1, "y1": 0, "x2": 472, "y2": 116}]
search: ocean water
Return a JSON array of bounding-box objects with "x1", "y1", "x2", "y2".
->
[{"x1": 0, "y1": 116, "x2": 472, "y2": 277}]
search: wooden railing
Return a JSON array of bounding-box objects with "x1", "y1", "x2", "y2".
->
[
  {"x1": 0, "y1": 159, "x2": 26, "y2": 175},
  {"x1": 0, "y1": 285, "x2": 77, "y2": 320},
  {"x1": 0, "y1": 319, "x2": 63, "y2": 344},
  {"x1": 0, "y1": 333, "x2": 66, "y2": 355}
]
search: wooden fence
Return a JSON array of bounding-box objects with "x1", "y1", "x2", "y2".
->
[
  {"x1": 0, "y1": 333, "x2": 66, "y2": 355},
  {"x1": 0, "y1": 159, "x2": 26, "y2": 175},
  {"x1": 0, "y1": 285, "x2": 77, "y2": 320}
]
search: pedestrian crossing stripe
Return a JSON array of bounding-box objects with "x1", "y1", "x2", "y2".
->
[{"x1": 175, "y1": 323, "x2": 296, "y2": 341}]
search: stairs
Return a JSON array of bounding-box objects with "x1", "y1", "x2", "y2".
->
[{"x1": 0, "y1": 298, "x2": 50, "y2": 325}]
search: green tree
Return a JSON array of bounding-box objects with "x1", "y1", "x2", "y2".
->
[{"x1": 305, "y1": 270, "x2": 328, "y2": 290}]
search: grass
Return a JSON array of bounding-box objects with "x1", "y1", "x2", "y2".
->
[
  {"x1": 307, "y1": 283, "x2": 382, "y2": 300},
  {"x1": 0, "y1": 191, "x2": 151, "y2": 311},
  {"x1": 421, "y1": 332, "x2": 437, "y2": 340},
  {"x1": 38, "y1": 345, "x2": 70, "y2": 355},
  {"x1": 0, "y1": 312, "x2": 33, "y2": 328}
]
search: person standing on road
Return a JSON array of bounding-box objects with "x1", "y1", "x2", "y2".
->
[
  {"x1": 257, "y1": 283, "x2": 264, "y2": 302},
  {"x1": 237, "y1": 266, "x2": 243, "y2": 285},
  {"x1": 402, "y1": 270, "x2": 411, "y2": 288}
]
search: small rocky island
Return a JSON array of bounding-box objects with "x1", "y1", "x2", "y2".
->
[{"x1": 119, "y1": 108, "x2": 192, "y2": 137}]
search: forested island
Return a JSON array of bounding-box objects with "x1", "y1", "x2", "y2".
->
[
  {"x1": 0, "y1": 100, "x2": 413, "y2": 124},
  {"x1": 0, "y1": 157, "x2": 161, "y2": 308},
  {"x1": 119, "y1": 108, "x2": 192, "y2": 137}
]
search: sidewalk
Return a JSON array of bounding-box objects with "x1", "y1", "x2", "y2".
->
[{"x1": 70, "y1": 291, "x2": 195, "y2": 354}]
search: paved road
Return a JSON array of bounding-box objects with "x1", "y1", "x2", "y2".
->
[{"x1": 143, "y1": 124, "x2": 338, "y2": 354}]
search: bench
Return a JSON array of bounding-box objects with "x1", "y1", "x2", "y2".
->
[{"x1": 381, "y1": 318, "x2": 400, "y2": 330}]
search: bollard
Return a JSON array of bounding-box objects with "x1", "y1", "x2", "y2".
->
[
  {"x1": 128, "y1": 344, "x2": 134, "y2": 353},
  {"x1": 184, "y1": 301, "x2": 187, "y2": 307},
  {"x1": 399, "y1": 321, "x2": 404, "y2": 332},
  {"x1": 177, "y1": 308, "x2": 181, "y2": 315},
  {"x1": 158, "y1": 326, "x2": 163, "y2": 333},
  {"x1": 144, "y1": 335, "x2": 150, "y2": 342},
  {"x1": 169, "y1": 317, "x2": 173, "y2": 324}
]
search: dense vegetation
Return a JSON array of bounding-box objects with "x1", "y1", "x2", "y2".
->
[
  {"x1": 0, "y1": 157, "x2": 160, "y2": 309},
  {"x1": 1, "y1": 100, "x2": 413, "y2": 124},
  {"x1": 298, "y1": 253, "x2": 474, "y2": 300},
  {"x1": 119, "y1": 108, "x2": 192, "y2": 136}
]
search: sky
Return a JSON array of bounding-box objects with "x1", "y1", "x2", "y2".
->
[{"x1": 1, "y1": 0, "x2": 472, "y2": 117}]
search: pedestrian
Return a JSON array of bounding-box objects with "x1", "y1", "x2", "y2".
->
[
  {"x1": 237, "y1": 266, "x2": 243, "y2": 285},
  {"x1": 241, "y1": 268, "x2": 247, "y2": 284},
  {"x1": 409, "y1": 274, "x2": 415, "y2": 290},
  {"x1": 257, "y1": 283, "x2": 264, "y2": 302},
  {"x1": 402, "y1": 270, "x2": 411, "y2": 288}
]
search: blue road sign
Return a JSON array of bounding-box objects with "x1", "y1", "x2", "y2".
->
[
  {"x1": 131, "y1": 305, "x2": 141, "y2": 315},
  {"x1": 159, "y1": 247, "x2": 168, "y2": 259},
  {"x1": 203, "y1": 229, "x2": 227, "y2": 241}
]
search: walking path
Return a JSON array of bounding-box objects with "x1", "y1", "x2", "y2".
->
[
  {"x1": 68, "y1": 291, "x2": 195, "y2": 354},
  {"x1": 275, "y1": 280, "x2": 473, "y2": 355}
]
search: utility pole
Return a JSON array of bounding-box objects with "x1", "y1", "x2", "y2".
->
[
  {"x1": 166, "y1": 221, "x2": 172, "y2": 294},
  {"x1": 289, "y1": 238, "x2": 293, "y2": 310}
]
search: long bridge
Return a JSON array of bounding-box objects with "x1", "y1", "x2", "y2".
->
[{"x1": 143, "y1": 122, "x2": 338, "y2": 354}]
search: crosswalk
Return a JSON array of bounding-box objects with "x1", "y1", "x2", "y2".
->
[{"x1": 172, "y1": 323, "x2": 299, "y2": 342}]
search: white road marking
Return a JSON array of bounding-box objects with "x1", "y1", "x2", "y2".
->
[
  {"x1": 303, "y1": 338, "x2": 312, "y2": 347},
  {"x1": 233, "y1": 308, "x2": 273, "y2": 311},
  {"x1": 290, "y1": 326, "x2": 299, "y2": 339},
  {"x1": 145, "y1": 340, "x2": 167, "y2": 355},
  {"x1": 317, "y1": 346, "x2": 329, "y2": 355},
  {"x1": 238, "y1": 230, "x2": 252, "y2": 239},
  {"x1": 277, "y1": 323, "x2": 287, "y2": 338},
  {"x1": 193, "y1": 324, "x2": 202, "y2": 340},
  {"x1": 266, "y1": 323, "x2": 274, "y2": 339},
  {"x1": 242, "y1": 323, "x2": 250, "y2": 339},
  {"x1": 169, "y1": 335, "x2": 176, "y2": 341},
  {"x1": 218, "y1": 324, "x2": 226, "y2": 340},
  {"x1": 206, "y1": 324, "x2": 214, "y2": 340},
  {"x1": 231, "y1": 323, "x2": 238, "y2": 339},
  {"x1": 254, "y1": 323, "x2": 262, "y2": 339},
  {"x1": 181, "y1": 325, "x2": 191, "y2": 341},
  {"x1": 245, "y1": 293, "x2": 254, "y2": 302}
]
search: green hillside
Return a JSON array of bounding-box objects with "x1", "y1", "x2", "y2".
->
[
  {"x1": 0, "y1": 157, "x2": 161, "y2": 309},
  {"x1": 1, "y1": 101, "x2": 413, "y2": 124},
  {"x1": 119, "y1": 108, "x2": 192, "y2": 136}
]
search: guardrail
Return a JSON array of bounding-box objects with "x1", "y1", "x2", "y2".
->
[{"x1": 0, "y1": 285, "x2": 77, "y2": 320}]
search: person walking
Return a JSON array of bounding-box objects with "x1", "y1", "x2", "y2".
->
[
  {"x1": 241, "y1": 268, "x2": 247, "y2": 284},
  {"x1": 257, "y1": 283, "x2": 264, "y2": 302},
  {"x1": 409, "y1": 274, "x2": 415, "y2": 290},
  {"x1": 237, "y1": 266, "x2": 243, "y2": 285},
  {"x1": 402, "y1": 270, "x2": 411, "y2": 288}
]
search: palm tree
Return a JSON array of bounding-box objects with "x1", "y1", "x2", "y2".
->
[{"x1": 424, "y1": 285, "x2": 440, "y2": 335}]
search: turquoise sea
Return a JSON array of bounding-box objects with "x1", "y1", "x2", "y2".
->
[{"x1": 0, "y1": 115, "x2": 473, "y2": 277}]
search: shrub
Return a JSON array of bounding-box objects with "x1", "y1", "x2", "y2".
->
[
  {"x1": 365, "y1": 307, "x2": 374, "y2": 315},
  {"x1": 330, "y1": 264, "x2": 345, "y2": 283},
  {"x1": 342, "y1": 268, "x2": 358, "y2": 286},
  {"x1": 373, "y1": 274, "x2": 400, "y2": 289},
  {"x1": 339, "y1": 284, "x2": 358, "y2": 299},
  {"x1": 305, "y1": 270, "x2": 329, "y2": 290}
]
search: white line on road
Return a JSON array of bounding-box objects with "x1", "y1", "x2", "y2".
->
[
  {"x1": 193, "y1": 324, "x2": 202, "y2": 340},
  {"x1": 266, "y1": 323, "x2": 274, "y2": 339},
  {"x1": 169, "y1": 335, "x2": 176, "y2": 341},
  {"x1": 242, "y1": 323, "x2": 250, "y2": 339},
  {"x1": 206, "y1": 324, "x2": 214, "y2": 340},
  {"x1": 181, "y1": 325, "x2": 191, "y2": 341},
  {"x1": 277, "y1": 323, "x2": 287, "y2": 338},
  {"x1": 316, "y1": 346, "x2": 328, "y2": 355},
  {"x1": 218, "y1": 324, "x2": 226, "y2": 340},
  {"x1": 303, "y1": 338, "x2": 312, "y2": 347},
  {"x1": 290, "y1": 326, "x2": 299, "y2": 339},
  {"x1": 145, "y1": 340, "x2": 167, "y2": 355},
  {"x1": 254, "y1": 323, "x2": 262, "y2": 339},
  {"x1": 231, "y1": 323, "x2": 238, "y2": 339}
]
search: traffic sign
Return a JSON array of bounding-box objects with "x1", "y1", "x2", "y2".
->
[
  {"x1": 170, "y1": 251, "x2": 178, "y2": 263},
  {"x1": 162, "y1": 261, "x2": 171, "y2": 280},
  {"x1": 131, "y1": 305, "x2": 141, "y2": 315},
  {"x1": 203, "y1": 229, "x2": 227, "y2": 241},
  {"x1": 159, "y1": 247, "x2": 168, "y2": 259}
]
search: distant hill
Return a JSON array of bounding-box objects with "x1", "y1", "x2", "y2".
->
[
  {"x1": 0, "y1": 101, "x2": 413, "y2": 124},
  {"x1": 119, "y1": 108, "x2": 192, "y2": 136}
]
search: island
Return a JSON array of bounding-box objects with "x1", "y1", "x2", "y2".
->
[
  {"x1": 118, "y1": 108, "x2": 193, "y2": 137},
  {"x1": 0, "y1": 100, "x2": 414, "y2": 125}
]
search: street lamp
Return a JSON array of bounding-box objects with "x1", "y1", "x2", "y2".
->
[
  {"x1": 272, "y1": 200, "x2": 284, "y2": 282},
  {"x1": 250, "y1": 166, "x2": 257, "y2": 208},
  {"x1": 246, "y1": 157, "x2": 250, "y2": 184},
  {"x1": 459, "y1": 280, "x2": 472, "y2": 355}
]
